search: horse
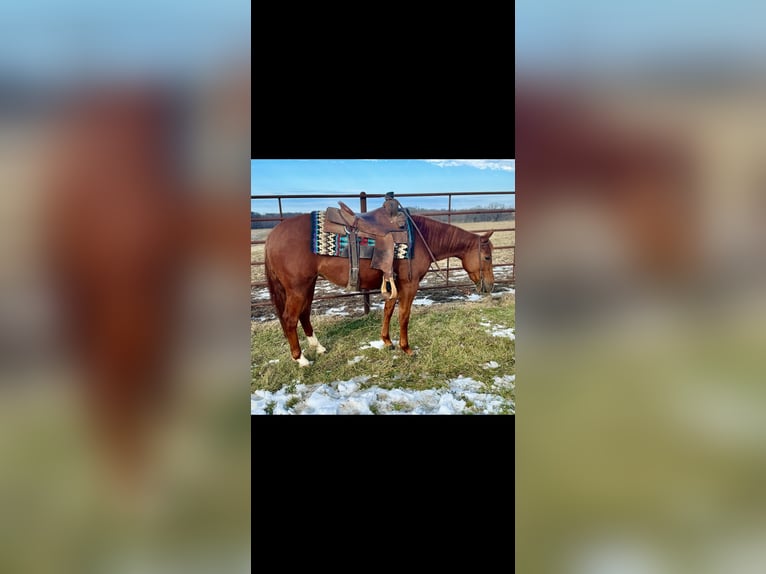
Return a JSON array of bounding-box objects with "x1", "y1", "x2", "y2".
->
[
  {"x1": 44, "y1": 77, "x2": 249, "y2": 483},
  {"x1": 264, "y1": 211, "x2": 495, "y2": 366}
]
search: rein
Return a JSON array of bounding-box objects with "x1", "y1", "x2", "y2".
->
[
  {"x1": 394, "y1": 198, "x2": 490, "y2": 290},
  {"x1": 394, "y1": 199, "x2": 450, "y2": 283}
]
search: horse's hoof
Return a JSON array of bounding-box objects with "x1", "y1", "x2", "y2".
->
[
  {"x1": 400, "y1": 347, "x2": 414, "y2": 356},
  {"x1": 307, "y1": 335, "x2": 326, "y2": 354},
  {"x1": 294, "y1": 353, "x2": 311, "y2": 367}
]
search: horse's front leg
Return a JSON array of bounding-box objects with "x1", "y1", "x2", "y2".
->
[
  {"x1": 396, "y1": 290, "x2": 416, "y2": 355},
  {"x1": 380, "y1": 296, "x2": 398, "y2": 348}
]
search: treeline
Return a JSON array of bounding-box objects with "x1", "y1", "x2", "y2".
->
[
  {"x1": 250, "y1": 204, "x2": 514, "y2": 229},
  {"x1": 250, "y1": 212, "x2": 303, "y2": 229},
  {"x1": 419, "y1": 204, "x2": 515, "y2": 224}
]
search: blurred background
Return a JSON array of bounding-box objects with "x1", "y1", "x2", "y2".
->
[
  {"x1": 517, "y1": 1, "x2": 766, "y2": 573},
  {"x1": 0, "y1": 2, "x2": 250, "y2": 572}
]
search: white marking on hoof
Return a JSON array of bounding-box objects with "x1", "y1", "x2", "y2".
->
[
  {"x1": 307, "y1": 335, "x2": 326, "y2": 354},
  {"x1": 294, "y1": 353, "x2": 311, "y2": 367}
]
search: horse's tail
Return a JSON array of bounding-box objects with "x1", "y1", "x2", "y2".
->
[{"x1": 264, "y1": 245, "x2": 286, "y2": 326}]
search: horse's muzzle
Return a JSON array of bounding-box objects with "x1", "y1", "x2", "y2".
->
[{"x1": 476, "y1": 280, "x2": 494, "y2": 294}]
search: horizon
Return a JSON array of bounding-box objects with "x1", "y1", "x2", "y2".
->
[{"x1": 250, "y1": 159, "x2": 515, "y2": 214}]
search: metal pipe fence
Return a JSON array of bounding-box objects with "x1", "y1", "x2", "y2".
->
[{"x1": 251, "y1": 191, "x2": 515, "y2": 312}]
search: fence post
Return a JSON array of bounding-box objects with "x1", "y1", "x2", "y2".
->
[
  {"x1": 360, "y1": 192, "x2": 370, "y2": 314},
  {"x1": 446, "y1": 194, "x2": 452, "y2": 286}
]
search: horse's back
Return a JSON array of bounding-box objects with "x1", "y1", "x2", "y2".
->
[{"x1": 265, "y1": 213, "x2": 312, "y2": 256}]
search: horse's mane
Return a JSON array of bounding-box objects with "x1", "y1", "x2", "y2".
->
[{"x1": 409, "y1": 214, "x2": 477, "y2": 257}]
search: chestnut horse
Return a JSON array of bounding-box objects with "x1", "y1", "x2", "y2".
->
[{"x1": 265, "y1": 213, "x2": 495, "y2": 366}]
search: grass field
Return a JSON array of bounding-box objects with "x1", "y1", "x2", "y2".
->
[{"x1": 251, "y1": 293, "x2": 515, "y2": 413}]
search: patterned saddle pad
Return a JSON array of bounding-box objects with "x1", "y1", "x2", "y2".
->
[{"x1": 311, "y1": 210, "x2": 413, "y2": 259}]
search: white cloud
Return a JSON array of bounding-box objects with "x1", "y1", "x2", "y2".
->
[{"x1": 424, "y1": 159, "x2": 515, "y2": 172}]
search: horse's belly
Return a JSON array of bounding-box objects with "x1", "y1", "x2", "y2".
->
[{"x1": 316, "y1": 256, "x2": 384, "y2": 289}]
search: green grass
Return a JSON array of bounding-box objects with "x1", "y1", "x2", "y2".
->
[{"x1": 251, "y1": 294, "x2": 515, "y2": 404}]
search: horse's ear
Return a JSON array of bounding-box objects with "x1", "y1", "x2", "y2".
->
[{"x1": 481, "y1": 230, "x2": 494, "y2": 240}]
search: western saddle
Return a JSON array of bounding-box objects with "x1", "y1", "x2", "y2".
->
[{"x1": 323, "y1": 192, "x2": 409, "y2": 300}]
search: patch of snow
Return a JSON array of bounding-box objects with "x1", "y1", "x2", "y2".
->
[
  {"x1": 360, "y1": 340, "x2": 386, "y2": 350},
  {"x1": 437, "y1": 393, "x2": 466, "y2": 414},
  {"x1": 337, "y1": 379, "x2": 363, "y2": 395},
  {"x1": 304, "y1": 384, "x2": 343, "y2": 414},
  {"x1": 325, "y1": 306, "x2": 350, "y2": 316},
  {"x1": 483, "y1": 323, "x2": 515, "y2": 339},
  {"x1": 251, "y1": 375, "x2": 514, "y2": 415},
  {"x1": 465, "y1": 293, "x2": 482, "y2": 301},
  {"x1": 448, "y1": 376, "x2": 485, "y2": 393},
  {"x1": 413, "y1": 297, "x2": 435, "y2": 306},
  {"x1": 490, "y1": 327, "x2": 515, "y2": 339},
  {"x1": 492, "y1": 374, "x2": 515, "y2": 389},
  {"x1": 347, "y1": 356, "x2": 364, "y2": 365},
  {"x1": 482, "y1": 361, "x2": 500, "y2": 369},
  {"x1": 268, "y1": 359, "x2": 279, "y2": 364}
]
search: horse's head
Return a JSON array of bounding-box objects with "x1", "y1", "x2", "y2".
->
[{"x1": 464, "y1": 231, "x2": 495, "y2": 294}]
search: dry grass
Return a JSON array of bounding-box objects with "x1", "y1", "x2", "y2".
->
[{"x1": 251, "y1": 293, "x2": 515, "y2": 412}]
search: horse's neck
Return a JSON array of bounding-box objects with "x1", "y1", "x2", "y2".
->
[{"x1": 418, "y1": 218, "x2": 475, "y2": 260}]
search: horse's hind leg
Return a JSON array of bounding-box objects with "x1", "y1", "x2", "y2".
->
[
  {"x1": 299, "y1": 279, "x2": 325, "y2": 354},
  {"x1": 300, "y1": 317, "x2": 326, "y2": 354},
  {"x1": 284, "y1": 293, "x2": 311, "y2": 367}
]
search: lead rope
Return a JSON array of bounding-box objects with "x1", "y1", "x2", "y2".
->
[{"x1": 478, "y1": 236, "x2": 483, "y2": 292}]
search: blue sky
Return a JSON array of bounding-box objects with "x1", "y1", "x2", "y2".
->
[
  {"x1": 0, "y1": 1, "x2": 248, "y2": 83},
  {"x1": 250, "y1": 159, "x2": 515, "y2": 214},
  {"x1": 516, "y1": 1, "x2": 766, "y2": 74}
]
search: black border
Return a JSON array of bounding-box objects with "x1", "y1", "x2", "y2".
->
[{"x1": 252, "y1": 8, "x2": 514, "y2": 160}]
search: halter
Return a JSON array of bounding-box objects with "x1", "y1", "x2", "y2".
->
[{"x1": 478, "y1": 236, "x2": 491, "y2": 293}]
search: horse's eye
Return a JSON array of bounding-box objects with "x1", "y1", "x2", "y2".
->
[{"x1": 484, "y1": 256, "x2": 491, "y2": 261}]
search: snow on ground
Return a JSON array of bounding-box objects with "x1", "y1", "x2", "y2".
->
[
  {"x1": 251, "y1": 374, "x2": 515, "y2": 415},
  {"x1": 359, "y1": 340, "x2": 386, "y2": 350},
  {"x1": 251, "y1": 284, "x2": 515, "y2": 414},
  {"x1": 252, "y1": 338, "x2": 515, "y2": 415},
  {"x1": 479, "y1": 319, "x2": 515, "y2": 339},
  {"x1": 324, "y1": 306, "x2": 351, "y2": 316}
]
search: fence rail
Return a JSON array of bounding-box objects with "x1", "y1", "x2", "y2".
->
[{"x1": 251, "y1": 191, "x2": 515, "y2": 313}]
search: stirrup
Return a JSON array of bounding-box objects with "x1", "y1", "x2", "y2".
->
[{"x1": 381, "y1": 277, "x2": 398, "y2": 300}]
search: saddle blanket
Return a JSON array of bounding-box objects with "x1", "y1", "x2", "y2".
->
[{"x1": 311, "y1": 210, "x2": 413, "y2": 259}]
